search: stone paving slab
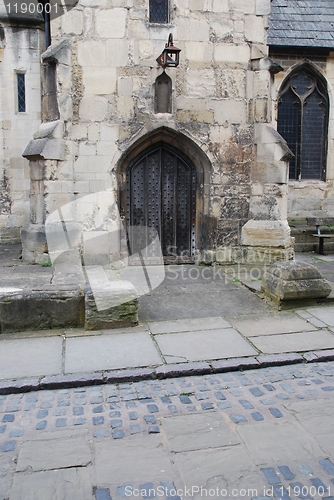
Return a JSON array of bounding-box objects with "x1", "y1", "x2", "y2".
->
[
  {"x1": 162, "y1": 264, "x2": 234, "y2": 284},
  {"x1": 0, "y1": 453, "x2": 14, "y2": 500},
  {"x1": 16, "y1": 429, "x2": 91, "y2": 472},
  {"x1": 65, "y1": 323, "x2": 150, "y2": 337},
  {"x1": 236, "y1": 420, "x2": 325, "y2": 465},
  {"x1": 138, "y1": 288, "x2": 273, "y2": 322},
  {"x1": 250, "y1": 330, "x2": 334, "y2": 355},
  {"x1": 229, "y1": 313, "x2": 316, "y2": 337},
  {"x1": 306, "y1": 306, "x2": 334, "y2": 326},
  {"x1": 10, "y1": 468, "x2": 92, "y2": 500},
  {"x1": 65, "y1": 332, "x2": 163, "y2": 373},
  {"x1": 155, "y1": 328, "x2": 257, "y2": 363},
  {"x1": 95, "y1": 435, "x2": 175, "y2": 485},
  {"x1": 0, "y1": 337, "x2": 63, "y2": 380},
  {"x1": 173, "y1": 446, "x2": 264, "y2": 494},
  {"x1": 164, "y1": 282, "x2": 237, "y2": 292},
  {"x1": 161, "y1": 411, "x2": 240, "y2": 452},
  {"x1": 285, "y1": 398, "x2": 334, "y2": 456},
  {"x1": 149, "y1": 316, "x2": 232, "y2": 334}
]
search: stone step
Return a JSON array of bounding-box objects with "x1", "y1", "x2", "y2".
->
[
  {"x1": 0, "y1": 286, "x2": 85, "y2": 334},
  {"x1": 0, "y1": 282, "x2": 139, "y2": 334}
]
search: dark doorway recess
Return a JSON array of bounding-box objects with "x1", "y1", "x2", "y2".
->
[{"x1": 126, "y1": 142, "x2": 196, "y2": 263}]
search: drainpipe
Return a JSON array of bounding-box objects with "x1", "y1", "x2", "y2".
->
[{"x1": 39, "y1": 1, "x2": 51, "y2": 47}]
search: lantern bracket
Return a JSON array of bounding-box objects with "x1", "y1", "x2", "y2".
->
[{"x1": 156, "y1": 33, "x2": 181, "y2": 69}]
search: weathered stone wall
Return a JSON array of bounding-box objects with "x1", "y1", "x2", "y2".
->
[
  {"x1": 0, "y1": 8, "x2": 44, "y2": 243},
  {"x1": 23, "y1": 0, "x2": 293, "y2": 263},
  {"x1": 270, "y1": 51, "x2": 334, "y2": 221}
]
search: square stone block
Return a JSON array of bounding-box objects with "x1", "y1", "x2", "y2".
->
[
  {"x1": 16, "y1": 430, "x2": 91, "y2": 472},
  {"x1": 230, "y1": 313, "x2": 315, "y2": 337},
  {"x1": 65, "y1": 331, "x2": 162, "y2": 373},
  {"x1": 0, "y1": 337, "x2": 62, "y2": 380},
  {"x1": 95, "y1": 435, "x2": 174, "y2": 485},
  {"x1": 161, "y1": 412, "x2": 240, "y2": 452},
  {"x1": 10, "y1": 468, "x2": 91, "y2": 500},
  {"x1": 155, "y1": 328, "x2": 257, "y2": 363},
  {"x1": 250, "y1": 330, "x2": 334, "y2": 354}
]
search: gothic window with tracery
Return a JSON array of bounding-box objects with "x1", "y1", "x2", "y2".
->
[{"x1": 277, "y1": 65, "x2": 329, "y2": 180}]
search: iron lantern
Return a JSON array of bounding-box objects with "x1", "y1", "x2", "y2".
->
[{"x1": 156, "y1": 34, "x2": 181, "y2": 69}]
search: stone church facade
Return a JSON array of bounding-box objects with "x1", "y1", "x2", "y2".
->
[
  {"x1": 268, "y1": 0, "x2": 334, "y2": 252},
  {"x1": 0, "y1": 0, "x2": 319, "y2": 265},
  {"x1": 0, "y1": 4, "x2": 43, "y2": 244}
]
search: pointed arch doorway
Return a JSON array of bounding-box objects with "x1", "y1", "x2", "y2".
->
[{"x1": 126, "y1": 142, "x2": 196, "y2": 263}]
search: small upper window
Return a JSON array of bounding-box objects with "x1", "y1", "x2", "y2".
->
[
  {"x1": 149, "y1": 0, "x2": 168, "y2": 23},
  {"x1": 17, "y1": 73, "x2": 26, "y2": 113}
]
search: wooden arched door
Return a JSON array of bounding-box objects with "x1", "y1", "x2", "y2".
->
[{"x1": 126, "y1": 142, "x2": 196, "y2": 263}]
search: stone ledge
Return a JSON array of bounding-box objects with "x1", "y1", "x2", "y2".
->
[
  {"x1": 105, "y1": 368, "x2": 155, "y2": 383},
  {"x1": 0, "y1": 378, "x2": 40, "y2": 395},
  {"x1": 0, "y1": 277, "x2": 141, "y2": 333},
  {"x1": 40, "y1": 372, "x2": 104, "y2": 390},
  {"x1": 303, "y1": 352, "x2": 320, "y2": 362},
  {"x1": 0, "y1": 227, "x2": 21, "y2": 245},
  {"x1": 22, "y1": 138, "x2": 66, "y2": 161},
  {"x1": 0, "y1": 288, "x2": 84, "y2": 333},
  {"x1": 257, "y1": 353, "x2": 304, "y2": 367},
  {"x1": 211, "y1": 357, "x2": 260, "y2": 372},
  {"x1": 303, "y1": 349, "x2": 334, "y2": 362},
  {"x1": 0, "y1": 288, "x2": 85, "y2": 333},
  {"x1": 155, "y1": 362, "x2": 212, "y2": 379}
]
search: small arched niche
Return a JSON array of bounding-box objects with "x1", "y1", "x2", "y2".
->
[{"x1": 154, "y1": 71, "x2": 172, "y2": 114}]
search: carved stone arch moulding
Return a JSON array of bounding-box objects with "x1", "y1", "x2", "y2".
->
[{"x1": 117, "y1": 127, "x2": 212, "y2": 261}]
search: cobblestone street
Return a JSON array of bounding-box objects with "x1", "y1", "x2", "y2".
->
[
  {"x1": 1, "y1": 0, "x2": 334, "y2": 498},
  {"x1": 1, "y1": 362, "x2": 334, "y2": 499}
]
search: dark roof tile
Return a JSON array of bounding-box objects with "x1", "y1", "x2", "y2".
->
[{"x1": 268, "y1": 0, "x2": 334, "y2": 49}]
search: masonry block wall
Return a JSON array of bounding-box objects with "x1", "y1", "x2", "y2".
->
[
  {"x1": 271, "y1": 52, "x2": 334, "y2": 221},
  {"x1": 0, "y1": 14, "x2": 44, "y2": 243},
  {"x1": 22, "y1": 0, "x2": 294, "y2": 264}
]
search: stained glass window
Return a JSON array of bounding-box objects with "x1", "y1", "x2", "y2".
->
[
  {"x1": 277, "y1": 66, "x2": 328, "y2": 181},
  {"x1": 150, "y1": 0, "x2": 168, "y2": 23},
  {"x1": 17, "y1": 73, "x2": 26, "y2": 113}
]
